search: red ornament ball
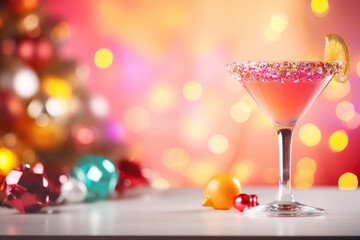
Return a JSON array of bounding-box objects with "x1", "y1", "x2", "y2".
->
[
  {"x1": 234, "y1": 193, "x2": 252, "y2": 212},
  {"x1": 33, "y1": 163, "x2": 68, "y2": 202},
  {"x1": 18, "y1": 38, "x2": 53, "y2": 69},
  {"x1": 1, "y1": 163, "x2": 51, "y2": 213},
  {"x1": 115, "y1": 159, "x2": 149, "y2": 192}
]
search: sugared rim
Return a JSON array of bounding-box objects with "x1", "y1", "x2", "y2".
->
[
  {"x1": 227, "y1": 61, "x2": 343, "y2": 82},
  {"x1": 228, "y1": 60, "x2": 342, "y2": 64}
]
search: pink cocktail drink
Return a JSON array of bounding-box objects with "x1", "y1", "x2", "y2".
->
[
  {"x1": 244, "y1": 78, "x2": 331, "y2": 125},
  {"x1": 227, "y1": 61, "x2": 342, "y2": 216},
  {"x1": 228, "y1": 62, "x2": 342, "y2": 125}
]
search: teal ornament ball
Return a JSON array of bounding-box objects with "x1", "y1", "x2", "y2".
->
[{"x1": 71, "y1": 155, "x2": 119, "y2": 201}]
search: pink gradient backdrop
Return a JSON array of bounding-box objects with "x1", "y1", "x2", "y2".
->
[{"x1": 43, "y1": 0, "x2": 360, "y2": 187}]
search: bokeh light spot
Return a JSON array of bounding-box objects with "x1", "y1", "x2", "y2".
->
[
  {"x1": 0, "y1": 147, "x2": 18, "y2": 175},
  {"x1": 124, "y1": 105, "x2": 151, "y2": 133},
  {"x1": 94, "y1": 48, "x2": 113, "y2": 69},
  {"x1": 51, "y1": 21, "x2": 71, "y2": 42},
  {"x1": 183, "y1": 81, "x2": 203, "y2": 101},
  {"x1": 296, "y1": 157, "x2": 317, "y2": 174},
  {"x1": 262, "y1": 167, "x2": 278, "y2": 184},
  {"x1": 161, "y1": 148, "x2": 189, "y2": 171},
  {"x1": 208, "y1": 134, "x2": 229, "y2": 155},
  {"x1": 72, "y1": 125, "x2": 95, "y2": 145},
  {"x1": 343, "y1": 112, "x2": 360, "y2": 130},
  {"x1": 42, "y1": 76, "x2": 72, "y2": 100},
  {"x1": 329, "y1": 130, "x2": 348, "y2": 152},
  {"x1": 13, "y1": 68, "x2": 39, "y2": 99},
  {"x1": 357, "y1": 62, "x2": 360, "y2": 77},
  {"x1": 265, "y1": 25, "x2": 281, "y2": 42},
  {"x1": 89, "y1": 96, "x2": 110, "y2": 118},
  {"x1": 149, "y1": 83, "x2": 177, "y2": 112},
  {"x1": 151, "y1": 178, "x2": 170, "y2": 189},
  {"x1": 270, "y1": 13, "x2": 288, "y2": 32},
  {"x1": 299, "y1": 123, "x2": 321, "y2": 147},
  {"x1": 311, "y1": 0, "x2": 329, "y2": 16},
  {"x1": 3, "y1": 133, "x2": 17, "y2": 148},
  {"x1": 35, "y1": 113, "x2": 50, "y2": 127},
  {"x1": 23, "y1": 14, "x2": 39, "y2": 32},
  {"x1": 294, "y1": 170, "x2": 314, "y2": 189},
  {"x1": 338, "y1": 172, "x2": 358, "y2": 190},
  {"x1": 45, "y1": 98, "x2": 67, "y2": 118},
  {"x1": 186, "y1": 161, "x2": 218, "y2": 185},
  {"x1": 27, "y1": 99, "x2": 43, "y2": 118},
  {"x1": 230, "y1": 102, "x2": 251, "y2": 123},
  {"x1": 77, "y1": 127, "x2": 94, "y2": 145},
  {"x1": 181, "y1": 116, "x2": 207, "y2": 142},
  {"x1": 336, "y1": 101, "x2": 355, "y2": 122},
  {"x1": 231, "y1": 162, "x2": 250, "y2": 183},
  {"x1": 59, "y1": 175, "x2": 68, "y2": 184}
]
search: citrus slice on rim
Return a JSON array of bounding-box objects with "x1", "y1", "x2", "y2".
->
[{"x1": 324, "y1": 34, "x2": 350, "y2": 83}]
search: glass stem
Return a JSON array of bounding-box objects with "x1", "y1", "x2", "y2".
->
[{"x1": 276, "y1": 126, "x2": 295, "y2": 202}]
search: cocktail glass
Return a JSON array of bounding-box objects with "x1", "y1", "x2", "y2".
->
[{"x1": 227, "y1": 61, "x2": 342, "y2": 217}]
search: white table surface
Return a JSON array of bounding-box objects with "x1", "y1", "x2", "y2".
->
[{"x1": 0, "y1": 187, "x2": 359, "y2": 237}]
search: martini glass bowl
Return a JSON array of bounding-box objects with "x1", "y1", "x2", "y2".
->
[{"x1": 227, "y1": 61, "x2": 342, "y2": 217}]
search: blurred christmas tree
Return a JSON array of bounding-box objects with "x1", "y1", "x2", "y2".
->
[{"x1": 0, "y1": 0, "x2": 125, "y2": 193}]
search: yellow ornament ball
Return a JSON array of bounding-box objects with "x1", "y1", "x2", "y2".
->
[{"x1": 202, "y1": 174, "x2": 241, "y2": 210}]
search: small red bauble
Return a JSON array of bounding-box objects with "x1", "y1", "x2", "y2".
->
[
  {"x1": 234, "y1": 193, "x2": 252, "y2": 212},
  {"x1": 115, "y1": 159, "x2": 148, "y2": 192},
  {"x1": 1, "y1": 163, "x2": 51, "y2": 213}
]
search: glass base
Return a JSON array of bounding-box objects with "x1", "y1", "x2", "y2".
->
[{"x1": 244, "y1": 201, "x2": 326, "y2": 217}]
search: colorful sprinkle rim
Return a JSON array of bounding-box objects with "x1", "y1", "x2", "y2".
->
[{"x1": 227, "y1": 61, "x2": 343, "y2": 83}]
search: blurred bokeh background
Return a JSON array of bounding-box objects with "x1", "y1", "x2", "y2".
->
[{"x1": 0, "y1": 0, "x2": 359, "y2": 190}]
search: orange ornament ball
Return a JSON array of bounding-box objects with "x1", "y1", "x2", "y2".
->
[{"x1": 202, "y1": 174, "x2": 241, "y2": 210}]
